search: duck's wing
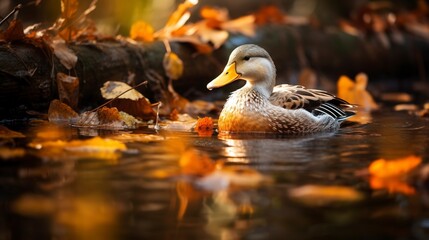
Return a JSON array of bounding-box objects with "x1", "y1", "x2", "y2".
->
[{"x1": 269, "y1": 84, "x2": 354, "y2": 120}]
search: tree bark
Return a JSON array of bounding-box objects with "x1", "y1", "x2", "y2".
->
[{"x1": 1, "y1": 25, "x2": 428, "y2": 120}]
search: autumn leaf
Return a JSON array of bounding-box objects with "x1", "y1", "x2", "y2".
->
[
  {"x1": 369, "y1": 177, "x2": 416, "y2": 195},
  {"x1": 163, "y1": 52, "x2": 184, "y2": 80},
  {"x1": 194, "y1": 117, "x2": 214, "y2": 136},
  {"x1": 289, "y1": 185, "x2": 364, "y2": 206},
  {"x1": 77, "y1": 107, "x2": 140, "y2": 129},
  {"x1": 101, "y1": 81, "x2": 144, "y2": 100},
  {"x1": 254, "y1": 5, "x2": 285, "y2": 25},
  {"x1": 130, "y1": 20, "x2": 154, "y2": 42},
  {"x1": 100, "y1": 81, "x2": 156, "y2": 120},
  {"x1": 48, "y1": 99, "x2": 79, "y2": 123},
  {"x1": 1, "y1": 19, "x2": 25, "y2": 42},
  {"x1": 61, "y1": 0, "x2": 79, "y2": 20},
  {"x1": 56, "y1": 73, "x2": 79, "y2": 109},
  {"x1": 162, "y1": 0, "x2": 198, "y2": 35},
  {"x1": 369, "y1": 155, "x2": 422, "y2": 178},
  {"x1": 0, "y1": 125, "x2": 25, "y2": 138},
  {"x1": 49, "y1": 37, "x2": 78, "y2": 70}
]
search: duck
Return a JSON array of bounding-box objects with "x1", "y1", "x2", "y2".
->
[{"x1": 207, "y1": 44, "x2": 355, "y2": 134}]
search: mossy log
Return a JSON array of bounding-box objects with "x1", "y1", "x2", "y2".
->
[{"x1": 0, "y1": 25, "x2": 428, "y2": 120}]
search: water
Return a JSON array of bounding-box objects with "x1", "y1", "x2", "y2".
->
[{"x1": 1, "y1": 110, "x2": 429, "y2": 240}]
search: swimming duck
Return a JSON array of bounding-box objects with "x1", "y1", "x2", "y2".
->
[{"x1": 207, "y1": 44, "x2": 354, "y2": 134}]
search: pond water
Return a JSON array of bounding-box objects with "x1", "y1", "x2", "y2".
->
[{"x1": 1, "y1": 110, "x2": 429, "y2": 240}]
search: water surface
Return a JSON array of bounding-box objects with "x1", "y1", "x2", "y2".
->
[{"x1": 1, "y1": 110, "x2": 429, "y2": 240}]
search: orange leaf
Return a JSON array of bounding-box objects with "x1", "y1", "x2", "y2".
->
[
  {"x1": 48, "y1": 99, "x2": 79, "y2": 123},
  {"x1": 254, "y1": 5, "x2": 285, "y2": 25},
  {"x1": 369, "y1": 155, "x2": 422, "y2": 178},
  {"x1": 164, "y1": 0, "x2": 198, "y2": 32},
  {"x1": 1, "y1": 19, "x2": 25, "y2": 42},
  {"x1": 61, "y1": 0, "x2": 79, "y2": 20},
  {"x1": 130, "y1": 21, "x2": 154, "y2": 42},
  {"x1": 163, "y1": 52, "x2": 184, "y2": 80},
  {"x1": 194, "y1": 117, "x2": 214, "y2": 136}
]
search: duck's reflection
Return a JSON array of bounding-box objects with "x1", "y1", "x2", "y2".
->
[{"x1": 217, "y1": 132, "x2": 336, "y2": 164}]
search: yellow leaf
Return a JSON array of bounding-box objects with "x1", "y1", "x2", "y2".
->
[
  {"x1": 130, "y1": 21, "x2": 154, "y2": 42},
  {"x1": 66, "y1": 137, "x2": 126, "y2": 152},
  {"x1": 100, "y1": 81, "x2": 144, "y2": 101},
  {"x1": 369, "y1": 155, "x2": 422, "y2": 178},
  {"x1": 163, "y1": 52, "x2": 184, "y2": 80},
  {"x1": 289, "y1": 185, "x2": 363, "y2": 206}
]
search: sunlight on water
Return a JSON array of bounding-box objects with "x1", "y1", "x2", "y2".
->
[{"x1": 0, "y1": 111, "x2": 429, "y2": 239}]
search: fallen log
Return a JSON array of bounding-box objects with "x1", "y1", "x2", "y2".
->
[{"x1": 1, "y1": 25, "x2": 428, "y2": 120}]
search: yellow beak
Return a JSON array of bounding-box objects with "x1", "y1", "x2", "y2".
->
[{"x1": 207, "y1": 62, "x2": 241, "y2": 90}]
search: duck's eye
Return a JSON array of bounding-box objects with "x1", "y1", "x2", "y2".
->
[{"x1": 243, "y1": 56, "x2": 251, "y2": 61}]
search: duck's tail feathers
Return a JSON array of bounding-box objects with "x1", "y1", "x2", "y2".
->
[{"x1": 312, "y1": 102, "x2": 355, "y2": 122}]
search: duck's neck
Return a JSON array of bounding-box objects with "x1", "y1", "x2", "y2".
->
[{"x1": 242, "y1": 75, "x2": 275, "y2": 99}]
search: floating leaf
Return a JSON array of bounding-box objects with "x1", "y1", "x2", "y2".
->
[
  {"x1": 194, "y1": 117, "x2": 214, "y2": 136},
  {"x1": 369, "y1": 155, "x2": 422, "y2": 178},
  {"x1": 56, "y1": 72, "x2": 79, "y2": 109},
  {"x1": 77, "y1": 107, "x2": 140, "y2": 129},
  {"x1": 163, "y1": 52, "x2": 184, "y2": 80},
  {"x1": 48, "y1": 99, "x2": 79, "y2": 123},
  {"x1": 130, "y1": 20, "x2": 154, "y2": 42},
  {"x1": 289, "y1": 185, "x2": 364, "y2": 206},
  {"x1": 100, "y1": 81, "x2": 155, "y2": 120}
]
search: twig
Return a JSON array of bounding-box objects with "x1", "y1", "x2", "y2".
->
[
  {"x1": 0, "y1": 4, "x2": 22, "y2": 26},
  {"x1": 91, "y1": 80, "x2": 148, "y2": 112}
]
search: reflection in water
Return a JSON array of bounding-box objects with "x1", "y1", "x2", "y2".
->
[{"x1": 1, "y1": 111, "x2": 429, "y2": 239}]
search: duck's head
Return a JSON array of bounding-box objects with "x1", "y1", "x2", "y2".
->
[{"x1": 207, "y1": 44, "x2": 276, "y2": 98}]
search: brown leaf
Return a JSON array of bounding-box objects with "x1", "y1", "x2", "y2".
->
[
  {"x1": 61, "y1": 0, "x2": 79, "y2": 20},
  {"x1": 57, "y1": 72, "x2": 79, "y2": 109},
  {"x1": 1, "y1": 19, "x2": 25, "y2": 42},
  {"x1": 109, "y1": 98, "x2": 156, "y2": 120},
  {"x1": 163, "y1": 52, "x2": 184, "y2": 80},
  {"x1": 49, "y1": 38, "x2": 78, "y2": 70},
  {"x1": 0, "y1": 125, "x2": 25, "y2": 138},
  {"x1": 48, "y1": 99, "x2": 79, "y2": 123},
  {"x1": 254, "y1": 5, "x2": 285, "y2": 25},
  {"x1": 97, "y1": 107, "x2": 121, "y2": 123}
]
